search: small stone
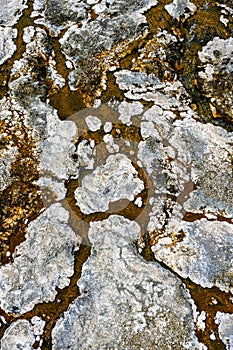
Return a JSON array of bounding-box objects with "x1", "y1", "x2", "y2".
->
[
  {"x1": 85, "y1": 115, "x2": 102, "y2": 131},
  {"x1": 104, "y1": 121, "x2": 112, "y2": 133},
  {"x1": 210, "y1": 333, "x2": 216, "y2": 341},
  {"x1": 165, "y1": 0, "x2": 197, "y2": 20},
  {"x1": 135, "y1": 197, "x2": 143, "y2": 207}
]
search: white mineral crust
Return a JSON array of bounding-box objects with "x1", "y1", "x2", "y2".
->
[
  {"x1": 215, "y1": 312, "x2": 233, "y2": 349},
  {"x1": 0, "y1": 27, "x2": 17, "y2": 65},
  {"x1": 52, "y1": 215, "x2": 204, "y2": 350},
  {"x1": 0, "y1": 203, "x2": 81, "y2": 314},
  {"x1": 0, "y1": 320, "x2": 35, "y2": 350},
  {"x1": 0, "y1": 0, "x2": 27, "y2": 26},
  {"x1": 75, "y1": 153, "x2": 144, "y2": 214}
]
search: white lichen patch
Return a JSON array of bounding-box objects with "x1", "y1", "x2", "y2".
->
[
  {"x1": 0, "y1": 203, "x2": 81, "y2": 314},
  {"x1": 165, "y1": 0, "x2": 196, "y2": 20},
  {"x1": 0, "y1": 27, "x2": 17, "y2": 65},
  {"x1": 75, "y1": 154, "x2": 144, "y2": 214},
  {"x1": 0, "y1": 320, "x2": 35, "y2": 350},
  {"x1": 215, "y1": 312, "x2": 233, "y2": 349},
  {"x1": 115, "y1": 70, "x2": 191, "y2": 110},
  {"x1": 52, "y1": 215, "x2": 204, "y2": 350}
]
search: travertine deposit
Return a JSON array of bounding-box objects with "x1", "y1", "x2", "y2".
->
[
  {"x1": 75, "y1": 153, "x2": 144, "y2": 214},
  {"x1": 0, "y1": 0, "x2": 233, "y2": 348},
  {"x1": 0, "y1": 204, "x2": 80, "y2": 314},
  {"x1": 215, "y1": 312, "x2": 233, "y2": 349},
  {"x1": 52, "y1": 216, "x2": 205, "y2": 350}
]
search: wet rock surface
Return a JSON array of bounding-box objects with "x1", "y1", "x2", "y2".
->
[
  {"x1": 75, "y1": 153, "x2": 144, "y2": 214},
  {"x1": 0, "y1": 203, "x2": 80, "y2": 314},
  {"x1": 215, "y1": 312, "x2": 233, "y2": 349},
  {"x1": 0, "y1": 0, "x2": 233, "y2": 349},
  {"x1": 52, "y1": 216, "x2": 204, "y2": 350}
]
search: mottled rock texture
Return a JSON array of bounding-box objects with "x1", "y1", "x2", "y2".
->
[
  {"x1": 0, "y1": 0, "x2": 233, "y2": 348},
  {"x1": 215, "y1": 312, "x2": 233, "y2": 349},
  {"x1": 0, "y1": 204, "x2": 80, "y2": 314},
  {"x1": 52, "y1": 216, "x2": 204, "y2": 350},
  {"x1": 75, "y1": 153, "x2": 144, "y2": 214}
]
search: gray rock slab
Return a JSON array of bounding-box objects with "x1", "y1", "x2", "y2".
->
[
  {"x1": 215, "y1": 312, "x2": 233, "y2": 349},
  {"x1": 0, "y1": 203, "x2": 80, "y2": 314},
  {"x1": 52, "y1": 215, "x2": 205, "y2": 350},
  {"x1": 0, "y1": 27, "x2": 17, "y2": 65},
  {"x1": 152, "y1": 220, "x2": 233, "y2": 292},
  {"x1": 75, "y1": 153, "x2": 144, "y2": 214}
]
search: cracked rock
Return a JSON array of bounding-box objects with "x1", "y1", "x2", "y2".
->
[
  {"x1": 0, "y1": 203, "x2": 80, "y2": 314},
  {"x1": 198, "y1": 37, "x2": 233, "y2": 121},
  {"x1": 52, "y1": 215, "x2": 205, "y2": 350},
  {"x1": 75, "y1": 153, "x2": 144, "y2": 214}
]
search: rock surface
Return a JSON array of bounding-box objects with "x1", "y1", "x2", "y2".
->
[
  {"x1": 52, "y1": 216, "x2": 204, "y2": 350},
  {"x1": 215, "y1": 312, "x2": 233, "y2": 349},
  {"x1": 0, "y1": 0, "x2": 233, "y2": 348},
  {"x1": 0, "y1": 320, "x2": 35, "y2": 350},
  {"x1": 75, "y1": 153, "x2": 144, "y2": 214},
  {"x1": 0, "y1": 204, "x2": 80, "y2": 314}
]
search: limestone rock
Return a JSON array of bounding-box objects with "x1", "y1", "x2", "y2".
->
[
  {"x1": 52, "y1": 216, "x2": 205, "y2": 350},
  {"x1": 215, "y1": 312, "x2": 233, "y2": 349},
  {"x1": 0, "y1": 27, "x2": 17, "y2": 65},
  {"x1": 0, "y1": 320, "x2": 35, "y2": 350},
  {"x1": 0, "y1": 204, "x2": 80, "y2": 314},
  {"x1": 75, "y1": 153, "x2": 144, "y2": 214}
]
